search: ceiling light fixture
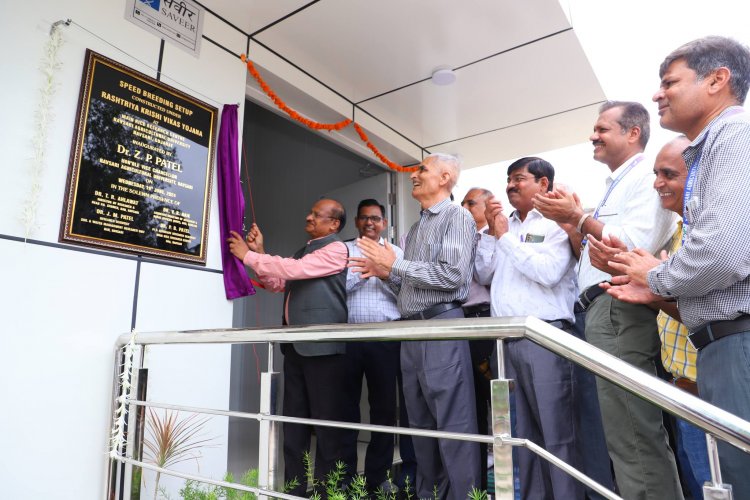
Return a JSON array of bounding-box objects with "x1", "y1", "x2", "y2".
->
[{"x1": 431, "y1": 67, "x2": 456, "y2": 86}]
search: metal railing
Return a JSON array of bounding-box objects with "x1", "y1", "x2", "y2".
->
[{"x1": 105, "y1": 316, "x2": 750, "y2": 500}]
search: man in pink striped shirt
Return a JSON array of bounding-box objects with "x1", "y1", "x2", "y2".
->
[{"x1": 228, "y1": 198, "x2": 357, "y2": 496}]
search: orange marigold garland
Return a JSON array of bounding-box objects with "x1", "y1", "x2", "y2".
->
[
  {"x1": 353, "y1": 123, "x2": 418, "y2": 172},
  {"x1": 241, "y1": 54, "x2": 351, "y2": 131},
  {"x1": 240, "y1": 54, "x2": 417, "y2": 172}
]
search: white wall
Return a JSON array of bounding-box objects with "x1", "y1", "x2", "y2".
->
[{"x1": 0, "y1": 1, "x2": 247, "y2": 498}]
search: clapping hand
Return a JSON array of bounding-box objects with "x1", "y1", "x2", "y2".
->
[
  {"x1": 348, "y1": 238, "x2": 397, "y2": 279},
  {"x1": 484, "y1": 196, "x2": 508, "y2": 237}
]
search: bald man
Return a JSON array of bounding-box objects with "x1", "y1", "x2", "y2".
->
[{"x1": 228, "y1": 198, "x2": 357, "y2": 496}]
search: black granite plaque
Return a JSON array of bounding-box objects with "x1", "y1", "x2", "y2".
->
[{"x1": 60, "y1": 50, "x2": 217, "y2": 264}]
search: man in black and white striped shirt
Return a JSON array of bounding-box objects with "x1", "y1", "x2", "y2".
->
[
  {"x1": 352, "y1": 153, "x2": 478, "y2": 500},
  {"x1": 607, "y1": 36, "x2": 750, "y2": 498}
]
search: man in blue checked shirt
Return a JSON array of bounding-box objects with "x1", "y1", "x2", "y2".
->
[
  {"x1": 606, "y1": 36, "x2": 750, "y2": 498},
  {"x1": 344, "y1": 198, "x2": 404, "y2": 493}
]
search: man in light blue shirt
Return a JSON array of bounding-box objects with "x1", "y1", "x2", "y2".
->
[{"x1": 345, "y1": 198, "x2": 404, "y2": 492}]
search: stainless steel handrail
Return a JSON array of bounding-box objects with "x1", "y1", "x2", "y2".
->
[
  {"x1": 122, "y1": 397, "x2": 618, "y2": 499},
  {"x1": 127, "y1": 398, "x2": 495, "y2": 443},
  {"x1": 115, "y1": 316, "x2": 750, "y2": 453}
]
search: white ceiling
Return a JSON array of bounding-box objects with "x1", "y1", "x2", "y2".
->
[{"x1": 206, "y1": 0, "x2": 606, "y2": 169}]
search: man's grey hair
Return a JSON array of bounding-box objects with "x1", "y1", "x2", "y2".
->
[
  {"x1": 660, "y1": 36, "x2": 750, "y2": 104},
  {"x1": 466, "y1": 187, "x2": 493, "y2": 199},
  {"x1": 599, "y1": 101, "x2": 651, "y2": 149},
  {"x1": 425, "y1": 152, "x2": 461, "y2": 191}
]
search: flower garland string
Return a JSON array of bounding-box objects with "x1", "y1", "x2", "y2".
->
[
  {"x1": 240, "y1": 55, "x2": 417, "y2": 172},
  {"x1": 21, "y1": 21, "x2": 67, "y2": 238},
  {"x1": 353, "y1": 123, "x2": 419, "y2": 173},
  {"x1": 241, "y1": 54, "x2": 351, "y2": 131},
  {"x1": 109, "y1": 330, "x2": 137, "y2": 459}
]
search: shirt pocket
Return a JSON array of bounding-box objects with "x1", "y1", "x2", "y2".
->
[
  {"x1": 685, "y1": 196, "x2": 700, "y2": 222},
  {"x1": 597, "y1": 207, "x2": 618, "y2": 220}
]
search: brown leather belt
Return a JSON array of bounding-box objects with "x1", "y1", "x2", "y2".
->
[{"x1": 672, "y1": 377, "x2": 699, "y2": 397}]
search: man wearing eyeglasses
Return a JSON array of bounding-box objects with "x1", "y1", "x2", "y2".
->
[
  {"x1": 345, "y1": 198, "x2": 404, "y2": 493},
  {"x1": 227, "y1": 198, "x2": 357, "y2": 497}
]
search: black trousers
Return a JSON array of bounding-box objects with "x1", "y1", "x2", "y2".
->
[
  {"x1": 465, "y1": 308, "x2": 494, "y2": 492},
  {"x1": 346, "y1": 341, "x2": 400, "y2": 487},
  {"x1": 282, "y1": 347, "x2": 358, "y2": 495}
]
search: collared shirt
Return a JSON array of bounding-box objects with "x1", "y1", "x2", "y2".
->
[
  {"x1": 656, "y1": 221, "x2": 698, "y2": 381},
  {"x1": 648, "y1": 106, "x2": 750, "y2": 331},
  {"x1": 475, "y1": 209, "x2": 576, "y2": 323},
  {"x1": 464, "y1": 225, "x2": 492, "y2": 308},
  {"x1": 578, "y1": 153, "x2": 676, "y2": 291},
  {"x1": 346, "y1": 238, "x2": 403, "y2": 323},
  {"x1": 243, "y1": 239, "x2": 348, "y2": 293},
  {"x1": 390, "y1": 197, "x2": 476, "y2": 317}
]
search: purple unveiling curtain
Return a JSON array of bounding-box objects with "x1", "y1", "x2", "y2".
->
[{"x1": 217, "y1": 104, "x2": 255, "y2": 299}]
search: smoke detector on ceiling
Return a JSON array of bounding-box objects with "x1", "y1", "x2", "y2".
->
[{"x1": 431, "y1": 68, "x2": 456, "y2": 86}]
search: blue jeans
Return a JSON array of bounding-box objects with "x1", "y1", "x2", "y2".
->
[{"x1": 674, "y1": 416, "x2": 710, "y2": 499}]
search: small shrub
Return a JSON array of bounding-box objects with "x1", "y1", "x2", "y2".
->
[{"x1": 178, "y1": 469, "x2": 258, "y2": 500}]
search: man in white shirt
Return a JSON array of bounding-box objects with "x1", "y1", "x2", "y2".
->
[
  {"x1": 460, "y1": 187, "x2": 494, "y2": 491},
  {"x1": 534, "y1": 101, "x2": 681, "y2": 500},
  {"x1": 476, "y1": 157, "x2": 581, "y2": 499}
]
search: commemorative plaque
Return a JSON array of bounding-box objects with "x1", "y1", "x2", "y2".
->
[{"x1": 60, "y1": 50, "x2": 217, "y2": 264}]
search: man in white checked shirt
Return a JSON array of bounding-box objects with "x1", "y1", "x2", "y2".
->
[
  {"x1": 350, "y1": 153, "x2": 478, "y2": 500},
  {"x1": 344, "y1": 198, "x2": 403, "y2": 493},
  {"x1": 606, "y1": 36, "x2": 750, "y2": 498}
]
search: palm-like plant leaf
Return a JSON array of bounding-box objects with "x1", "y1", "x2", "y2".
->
[
  {"x1": 143, "y1": 408, "x2": 216, "y2": 468},
  {"x1": 141, "y1": 408, "x2": 217, "y2": 499}
]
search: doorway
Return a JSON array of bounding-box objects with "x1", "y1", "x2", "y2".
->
[{"x1": 228, "y1": 100, "x2": 392, "y2": 476}]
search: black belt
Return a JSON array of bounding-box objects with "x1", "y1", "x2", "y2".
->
[
  {"x1": 548, "y1": 319, "x2": 574, "y2": 331},
  {"x1": 573, "y1": 282, "x2": 609, "y2": 313},
  {"x1": 462, "y1": 303, "x2": 490, "y2": 316},
  {"x1": 403, "y1": 301, "x2": 462, "y2": 321},
  {"x1": 688, "y1": 314, "x2": 750, "y2": 350},
  {"x1": 508, "y1": 319, "x2": 574, "y2": 343}
]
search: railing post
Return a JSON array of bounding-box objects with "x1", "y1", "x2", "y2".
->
[
  {"x1": 259, "y1": 342, "x2": 281, "y2": 499},
  {"x1": 492, "y1": 338, "x2": 514, "y2": 500},
  {"x1": 123, "y1": 345, "x2": 144, "y2": 499},
  {"x1": 105, "y1": 348, "x2": 125, "y2": 500},
  {"x1": 703, "y1": 433, "x2": 733, "y2": 499}
]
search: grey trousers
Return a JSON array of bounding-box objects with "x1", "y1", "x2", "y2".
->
[
  {"x1": 586, "y1": 294, "x2": 683, "y2": 500},
  {"x1": 400, "y1": 307, "x2": 480, "y2": 500},
  {"x1": 506, "y1": 328, "x2": 583, "y2": 500},
  {"x1": 697, "y1": 330, "x2": 750, "y2": 499}
]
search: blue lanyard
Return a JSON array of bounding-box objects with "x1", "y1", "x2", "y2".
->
[
  {"x1": 681, "y1": 150, "x2": 701, "y2": 233},
  {"x1": 581, "y1": 154, "x2": 644, "y2": 249},
  {"x1": 681, "y1": 108, "x2": 745, "y2": 243}
]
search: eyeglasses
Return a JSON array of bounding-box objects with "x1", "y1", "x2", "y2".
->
[
  {"x1": 507, "y1": 174, "x2": 535, "y2": 184},
  {"x1": 356, "y1": 215, "x2": 383, "y2": 223}
]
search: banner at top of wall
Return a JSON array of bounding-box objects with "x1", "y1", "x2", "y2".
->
[{"x1": 125, "y1": 0, "x2": 205, "y2": 57}]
